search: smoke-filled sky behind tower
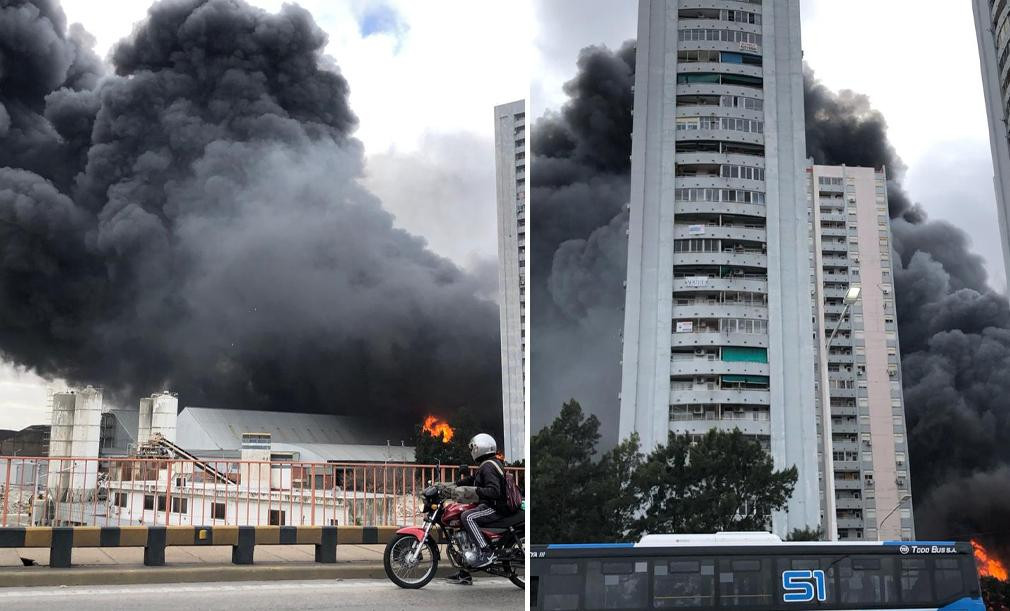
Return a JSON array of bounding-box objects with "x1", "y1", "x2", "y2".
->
[
  {"x1": 0, "y1": 0, "x2": 532, "y2": 430},
  {"x1": 533, "y1": 0, "x2": 1003, "y2": 293}
]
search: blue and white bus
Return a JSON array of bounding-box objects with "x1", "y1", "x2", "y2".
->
[{"x1": 531, "y1": 532, "x2": 984, "y2": 610}]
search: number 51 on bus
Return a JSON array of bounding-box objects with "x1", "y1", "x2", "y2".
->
[{"x1": 782, "y1": 569, "x2": 827, "y2": 603}]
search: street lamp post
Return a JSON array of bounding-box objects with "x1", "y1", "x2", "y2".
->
[
  {"x1": 818, "y1": 285, "x2": 861, "y2": 542},
  {"x1": 878, "y1": 494, "x2": 912, "y2": 537}
]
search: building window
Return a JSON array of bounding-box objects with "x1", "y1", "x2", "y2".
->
[
  {"x1": 113, "y1": 492, "x2": 128, "y2": 508},
  {"x1": 144, "y1": 495, "x2": 155, "y2": 511},
  {"x1": 171, "y1": 498, "x2": 188, "y2": 514},
  {"x1": 212, "y1": 502, "x2": 227, "y2": 520},
  {"x1": 270, "y1": 510, "x2": 286, "y2": 526}
]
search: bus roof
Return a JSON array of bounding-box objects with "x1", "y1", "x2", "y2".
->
[{"x1": 537, "y1": 532, "x2": 960, "y2": 550}]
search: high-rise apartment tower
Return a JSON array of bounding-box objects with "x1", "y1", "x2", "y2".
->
[
  {"x1": 619, "y1": 0, "x2": 820, "y2": 532},
  {"x1": 974, "y1": 0, "x2": 1010, "y2": 292},
  {"x1": 494, "y1": 100, "x2": 527, "y2": 461},
  {"x1": 808, "y1": 165, "x2": 914, "y2": 541}
]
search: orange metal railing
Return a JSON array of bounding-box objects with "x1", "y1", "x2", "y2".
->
[{"x1": 0, "y1": 456, "x2": 525, "y2": 529}]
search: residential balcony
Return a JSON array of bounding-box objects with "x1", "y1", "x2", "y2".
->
[
  {"x1": 835, "y1": 497, "x2": 864, "y2": 510},
  {"x1": 674, "y1": 224, "x2": 766, "y2": 242},
  {"x1": 832, "y1": 421, "x2": 859, "y2": 434},
  {"x1": 673, "y1": 277, "x2": 767, "y2": 293},
  {"x1": 670, "y1": 331, "x2": 768, "y2": 349},
  {"x1": 676, "y1": 61, "x2": 764, "y2": 80},
  {"x1": 669, "y1": 360, "x2": 769, "y2": 377},
  {"x1": 834, "y1": 479, "x2": 862, "y2": 490},
  {"x1": 669, "y1": 388, "x2": 770, "y2": 406},
  {"x1": 675, "y1": 200, "x2": 765, "y2": 217},
  {"x1": 669, "y1": 418, "x2": 770, "y2": 438},
  {"x1": 833, "y1": 460, "x2": 860, "y2": 472},
  {"x1": 676, "y1": 128, "x2": 763, "y2": 147},
  {"x1": 675, "y1": 152, "x2": 765, "y2": 169},
  {"x1": 837, "y1": 517, "x2": 866, "y2": 530},
  {"x1": 672, "y1": 303, "x2": 767, "y2": 320},
  {"x1": 673, "y1": 175, "x2": 766, "y2": 192},
  {"x1": 673, "y1": 251, "x2": 767, "y2": 268}
]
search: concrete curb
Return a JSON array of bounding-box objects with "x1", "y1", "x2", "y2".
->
[{"x1": 0, "y1": 562, "x2": 456, "y2": 588}]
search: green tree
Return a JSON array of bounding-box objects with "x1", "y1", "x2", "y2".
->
[
  {"x1": 531, "y1": 399, "x2": 604, "y2": 543},
  {"x1": 786, "y1": 526, "x2": 824, "y2": 541},
  {"x1": 586, "y1": 433, "x2": 643, "y2": 540},
  {"x1": 630, "y1": 429, "x2": 798, "y2": 536}
]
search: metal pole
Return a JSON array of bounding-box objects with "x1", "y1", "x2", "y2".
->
[{"x1": 818, "y1": 302, "x2": 850, "y2": 542}]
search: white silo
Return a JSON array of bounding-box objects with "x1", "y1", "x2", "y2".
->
[
  {"x1": 137, "y1": 397, "x2": 153, "y2": 444},
  {"x1": 47, "y1": 392, "x2": 76, "y2": 499},
  {"x1": 150, "y1": 391, "x2": 178, "y2": 443},
  {"x1": 70, "y1": 386, "x2": 102, "y2": 491},
  {"x1": 49, "y1": 393, "x2": 76, "y2": 458}
]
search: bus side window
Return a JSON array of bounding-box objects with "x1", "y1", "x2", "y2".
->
[
  {"x1": 898, "y1": 558, "x2": 932, "y2": 604},
  {"x1": 838, "y1": 556, "x2": 898, "y2": 605},
  {"x1": 584, "y1": 560, "x2": 649, "y2": 610},
  {"x1": 532, "y1": 576, "x2": 539, "y2": 609},
  {"x1": 933, "y1": 557, "x2": 965, "y2": 602},
  {"x1": 653, "y1": 558, "x2": 715, "y2": 608},
  {"x1": 543, "y1": 561, "x2": 582, "y2": 610},
  {"x1": 718, "y1": 557, "x2": 772, "y2": 607}
]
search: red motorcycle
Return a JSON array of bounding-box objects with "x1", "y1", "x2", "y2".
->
[{"x1": 383, "y1": 482, "x2": 525, "y2": 589}]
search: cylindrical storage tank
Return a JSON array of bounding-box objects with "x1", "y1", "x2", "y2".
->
[
  {"x1": 48, "y1": 393, "x2": 76, "y2": 500},
  {"x1": 137, "y1": 397, "x2": 153, "y2": 444},
  {"x1": 150, "y1": 391, "x2": 178, "y2": 443},
  {"x1": 49, "y1": 393, "x2": 76, "y2": 458},
  {"x1": 70, "y1": 386, "x2": 102, "y2": 491}
]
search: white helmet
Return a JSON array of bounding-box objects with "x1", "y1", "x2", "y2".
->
[{"x1": 468, "y1": 433, "x2": 497, "y2": 461}]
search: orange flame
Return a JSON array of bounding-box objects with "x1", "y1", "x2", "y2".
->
[
  {"x1": 973, "y1": 540, "x2": 1008, "y2": 581},
  {"x1": 422, "y1": 415, "x2": 454, "y2": 443}
]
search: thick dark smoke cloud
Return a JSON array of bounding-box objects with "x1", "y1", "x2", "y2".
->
[
  {"x1": 534, "y1": 43, "x2": 1010, "y2": 547},
  {"x1": 0, "y1": 0, "x2": 500, "y2": 435},
  {"x1": 531, "y1": 42, "x2": 633, "y2": 442}
]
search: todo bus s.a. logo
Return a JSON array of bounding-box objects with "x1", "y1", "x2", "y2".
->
[{"x1": 782, "y1": 569, "x2": 827, "y2": 603}]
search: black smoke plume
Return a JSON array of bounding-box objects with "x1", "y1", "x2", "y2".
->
[
  {"x1": 0, "y1": 0, "x2": 501, "y2": 435},
  {"x1": 531, "y1": 42, "x2": 633, "y2": 444},
  {"x1": 534, "y1": 43, "x2": 1010, "y2": 548}
]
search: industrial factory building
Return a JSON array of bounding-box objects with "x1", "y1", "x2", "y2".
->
[{"x1": 16, "y1": 388, "x2": 418, "y2": 528}]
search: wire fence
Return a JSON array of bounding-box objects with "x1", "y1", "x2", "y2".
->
[{"x1": 0, "y1": 456, "x2": 525, "y2": 529}]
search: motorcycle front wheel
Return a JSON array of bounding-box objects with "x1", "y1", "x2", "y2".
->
[{"x1": 383, "y1": 533, "x2": 439, "y2": 589}]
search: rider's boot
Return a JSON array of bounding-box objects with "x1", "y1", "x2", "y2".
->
[{"x1": 445, "y1": 570, "x2": 473, "y2": 585}]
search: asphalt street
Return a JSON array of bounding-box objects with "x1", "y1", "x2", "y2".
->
[{"x1": 0, "y1": 577, "x2": 525, "y2": 610}]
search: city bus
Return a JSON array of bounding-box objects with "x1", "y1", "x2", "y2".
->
[{"x1": 531, "y1": 532, "x2": 984, "y2": 610}]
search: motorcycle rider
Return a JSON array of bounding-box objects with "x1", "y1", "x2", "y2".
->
[{"x1": 445, "y1": 433, "x2": 511, "y2": 585}]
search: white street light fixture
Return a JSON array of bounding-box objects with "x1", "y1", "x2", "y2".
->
[{"x1": 819, "y1": 283, "x2": 862, "y2": 542}]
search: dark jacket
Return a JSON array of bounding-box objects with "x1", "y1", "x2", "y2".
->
[{"x1": 456, "y1": 456, "x2": 508, "y2": 514}]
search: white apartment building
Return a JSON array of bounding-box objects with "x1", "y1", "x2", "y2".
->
[
  {"x1": 808, "y1": 165, "x2": 914, "y2": 541},
  {"x1": 494, "y1": 100, "x2": 527, "y2": 461},
  {"x1": 973, "y1": 0, "x2": 1010, "y2": 292},
  {"x1": 619, "y1": 0, "x2": 821, "y2": 534}
]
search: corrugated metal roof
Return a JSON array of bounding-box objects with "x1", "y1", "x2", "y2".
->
[
  {"x1": 270, "y1": 442, "x2": 414, "y2": 463},
  {"x1": 177, "y1": 407, "x2": 412, "y2": 451}
]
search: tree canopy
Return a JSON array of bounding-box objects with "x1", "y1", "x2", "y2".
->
[{"x1": 532, "y1": 400, "x2": 801, "y2": 543}]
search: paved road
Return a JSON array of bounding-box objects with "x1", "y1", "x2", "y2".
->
[{"x1": 0, "y1": 578, "x2": 525, "y2": 610}]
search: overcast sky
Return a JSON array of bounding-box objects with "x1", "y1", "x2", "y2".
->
[
  {"x1": 533, "y1": 0, "x2": 1005, "y2": 295},
  {"x1": 0, "y1": 0, "x2": 532, "y2": 429}
]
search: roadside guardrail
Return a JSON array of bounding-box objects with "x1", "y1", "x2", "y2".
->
[{"x1": 0, "y1": 524, "x2": 409, "y2": 568}]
